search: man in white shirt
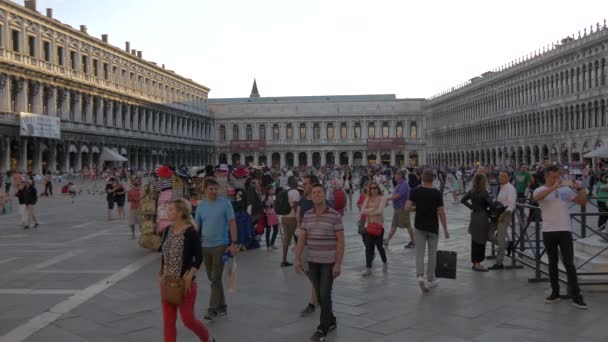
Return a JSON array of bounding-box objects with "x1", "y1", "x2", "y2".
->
[
  {"x1": 489, "y1": 170, "x2": 517, "y2": 270},
  {"x1": 533, "y1": 165, "x2": 588, "y2": 309}
]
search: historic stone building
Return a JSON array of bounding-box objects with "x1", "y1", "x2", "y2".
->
[
  {"x1": 209, "y1": 92, "x2": 426, "y2": 168},
  {"x1": 0, "y1": 0, "x2": 213, "y2": 174},
  {"x1": 426, "y1": 22, "x2": 608, "y2": 167}
]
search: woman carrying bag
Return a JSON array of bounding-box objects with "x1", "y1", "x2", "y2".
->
[
  {"x1": 158, "y1": 198, "x2": 215, "y2": 342},
  {"x1": 460, "y1": 174, "x2": 493, "y2": 272},
  {"x1": 360, "y1": 181, "x2": 388, "y2": 277}
]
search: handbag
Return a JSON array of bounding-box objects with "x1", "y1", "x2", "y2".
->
[
  {"x1": 366, "y1": 222, "x2": 384, "y2": 237},
  {"x1": 162, "y1": 274, "x2": 185, "y2": 305},
  {"x1": 487, "y1": 201, "x2": 506, "y2": 222},
  {"x1": 435, "y1": 250, "x2": 457, "y2": 279}
]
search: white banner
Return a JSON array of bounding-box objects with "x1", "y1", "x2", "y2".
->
[{"x1": 19, "y1": 112, "x2": 61, "y2": 139}]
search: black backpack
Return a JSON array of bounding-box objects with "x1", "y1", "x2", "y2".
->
[{"x1": 274, "y1": 189, "x2": 292, "y2": 215}]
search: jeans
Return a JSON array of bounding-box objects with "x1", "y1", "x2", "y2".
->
[
  {"x1": 415, "y1": 229, "x2": 438, "y2": 281},
  {"x1": 202, "y1": 245, "x2": 227, "y2": 313},
  {"x1": 598, "y1": 201, "x2": 608, "y2": 231},
  {"x1": 161, "y1": 281, "x2": 209, "y2": 342},
  {"x1": 265, "y1": 224, "x2": 279, "y2": 247},
  {"x1": 542, "y1": 231, "x2": 580, "y2": 297},
  {"x1": 362, "y1": 230, "x2": 387, "y2": 268},
  {"x1": 44, "y1": 182, "x2": 53, "y2": 196},
  {"x1": 488, "y1": 215, "x2": 511, "y2": 265},
  {"x1": 308, "y1": 262, "x2": 336, "y2": 334}
]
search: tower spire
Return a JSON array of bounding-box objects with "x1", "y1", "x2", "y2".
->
[{"x1": 250, "y1": 78, "x2": 260, "y2": 98}]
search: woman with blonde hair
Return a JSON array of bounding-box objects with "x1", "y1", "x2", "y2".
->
[
  {"x1": 360, "y1": 181, "x2": 388, "y2": 277},
  {"x1": 461, "y1": 173, "x2": 493, "y2": 272},
  {"x1": 158, "y1": 198, "x2": 214, "y2": 342}
]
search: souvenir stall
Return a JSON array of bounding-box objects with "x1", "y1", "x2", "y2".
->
[{"x1": 138, "y1": 181, "x2": 160, "y2": 250}]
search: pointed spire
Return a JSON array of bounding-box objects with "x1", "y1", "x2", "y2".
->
[{"x1": 250, "y1": 78, "x2": 260, "y2": 98}]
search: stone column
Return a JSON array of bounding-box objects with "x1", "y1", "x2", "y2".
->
[
  {"x1": 307, "y1": 150, "x2": 313, "y2": 167},
  {"x1": 47, "y1": 85, "x2": 57, "y2": 117},
  {"x1": 32, "y1": 141, "x2": 42, "y2": 175},
  {"x1": 0, "y1": 74, "x2": 10, "y2": 112},
  {"x1": 62, "y1": 144, "x2": 70, "y2": 173},
  {"x1": 348, "y1": 151, "x2": 353, "y2": 167},
  {"x1": 390, "y1": 150, "x2": 396, "y2": 167},
  {"x1": 18, "y1": 138, "x2": 27, "y2": 172},
  {"x1": 2, "y1": 137, "x2": 11, "y2": 171},
  {"x1": 75, "y1": 149, "x2": 82, "y2": 171},
  {"x1": 59, "y1": 88, "x2": 69, "y2": 120},
  {"x1": 280, "y1": 152, "x2": 285, "y2": 169},
  {"x1": 95, "y1": 98, "x2": 103, "y2": 125},
  {"x1": 321, "y1": 152, "x2": 326, "y2": 166},
  {"x1": 49, "y1": 141, "x2": 57, "y2": 173},
  {"x1": 31, "y1": 81, "x2": 43, "y2": 114},
  {"x1": 16, "y1": 78, "x2": 27, "y2": 113}
]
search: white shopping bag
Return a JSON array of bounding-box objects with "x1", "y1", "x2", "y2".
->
[{"x1": 224, "y1": 256, "x2": 238, "y2": 293}]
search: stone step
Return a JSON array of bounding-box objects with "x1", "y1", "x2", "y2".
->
[{"x1": 573, "y1": 235, "x2": 608, "y2": 257}]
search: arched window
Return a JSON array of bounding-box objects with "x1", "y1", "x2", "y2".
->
[
  {"x1": 354, "y1": 122, "x2": 361, "y2": 139},
  {"x1": 382, "y1": 121, "x2": 389, "y2": 138},
  {"x1": 219, "y1": 125, "x2": 226, "y2": 141},
  {"x1": 272, "y1": 124, "x2": 279, "y2": 141},
  {"x1": 246, "y1": 124, "x2": 253, "y2": 140},
  {"x1": 313, "y1": 123, "x2": 320, "y2": 140},
  {"x1": 327, "y1": 122, "x2": 334, "y2": 140},
  {"x1": 410, "y1": 121, "x2": 417, "y2": 139},
  {"x1": 299, "y1": 123, "x2": 306, "y2": 140},
  {"x1": 368, "y1": 122, "x2": 375, "y2": 138},
  {"x1": 259, "y1": 124, "x2": 266, "y2": 140},
  {"x1": 396, "y1": 122, "x2": 404, "y2": 137},
  {"x1": 232, "y1": 124, "x2": 239, "y2": 140},
  {"x1": 286, "y1": 123, "x2": 293, "y2": 140},
  {"x1": 340, "y1": 123, "x2": 347, "y2": 140}
]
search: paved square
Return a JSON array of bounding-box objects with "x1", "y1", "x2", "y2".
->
[{"x1": 0, "y1": 183, "x2": 607, "y2": 342}]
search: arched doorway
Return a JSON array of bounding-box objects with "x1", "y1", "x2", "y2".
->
[
  {"x1": 271, "y1": 153, "x2": 280, "y2": 168},
  {"x1": 326, "y1": 152, "x2": 335, "y2": 166},
  {"x1": 312, "y1": 152, "x2": 321, "y2": 168},
  {"x1": 339, "y1": 152, "x2": 348, "y2": 166},
  {"x1": 219, "y1": 153, "x2": 227, "y2": 165},
  {"x1": 231, "y1": 153, "x2": 241, "y2": 166},
  {"x1": 367, "y1": 154, "x2": 377, "y2": 166},
  {"x1": 353, "y1": 152, "x2": 363, "y2": 166},
  {"x1": 395, "y1": 152, "x2": 405, "y2": 168},
  {"x1": 286, "y1": 152, "x2": 294, "y2": 167},
  {"x1": 409, "y1": 151, "x2": 419, "y2": 167},
  {"x1": 381, "y1": 153, "x2": 390, "y2": 166},
  {"x1": 298, "y1": 152, "x2": 307, "y2": 167},
  {"x1": 258, "y1": 155, "x2": 267, "y2": 166}
]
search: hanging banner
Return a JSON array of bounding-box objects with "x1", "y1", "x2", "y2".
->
[
  {"x1": 230, "y1": 140, "x2": 266, "y2": 152},
  {"x1": 19, "y1": 112, "x2": 61, "y2": 139}
]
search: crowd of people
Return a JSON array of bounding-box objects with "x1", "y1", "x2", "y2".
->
[{"x1": 1, "y1": 159, "x2": 607, "y2": 342}]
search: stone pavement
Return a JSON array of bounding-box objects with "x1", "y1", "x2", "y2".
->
[{"x1": 0, "y1": 184, "x2": 607, "y2": 342}]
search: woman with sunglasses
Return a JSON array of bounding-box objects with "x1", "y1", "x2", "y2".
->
[{"x1": 360, "y1": 181, "x2": 388, "y2": 277}]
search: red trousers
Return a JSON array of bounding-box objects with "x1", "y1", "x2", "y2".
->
[{"x1": 161, "y1": 281, "x2": 210, "y2": 342}]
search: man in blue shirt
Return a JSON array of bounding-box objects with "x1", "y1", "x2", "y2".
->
[
  {"x1": 385, "y1": 170, "x2": 414, "y2": 248},
  {"x1": 195, "y1": 178, "x2": 239, "y2": 320}
]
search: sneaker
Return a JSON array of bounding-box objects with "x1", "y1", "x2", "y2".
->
[
  {"x1": 572, "y1": 296, "x2": 589, "y2": 309},
  {"x1": 281, "y1": 261, "x2": 293, "y2": 267},
  {"x1": 33, "y1": 223, "x2": 39, "y2": 228},
  {"x1": 545, "y1": 292, "x2": 561, "y2": 304},
  {"x1": 362, "y1": 268, "x2": 372, "y2": 277},
  {"x1": 300, "y1": 303, "x2": 316, "y2": 317},
  {"x1": 310, "y1": 329, "x2": 327, "y2": 342},
  {"x1": 417, "y1": 276, "x2": 429, "y2": 293},
  {"x1": 488, "y1": 264, "x2": 504, "y2": 270},
  {"x1": 382, "y1": 263, "x2": 388, "y2": 272},
  {"x1": 204, "y1": 310, "x2": 217, "y2": 321},
  {"x1": 328, "y1": 320, "x2": 337, "y2": 332},
  {"x1": 427, "y1": 279, "x2": 440, "y2": 289},
  {"x1": 23, "y1": 226, "x2": 30, "y2": 230},
  {"x1": 216, "y1": 308, "x2": 227, "y2": 317},
  {"x1": 405, "y1": 241, "x2": 415, "y2": 249}
]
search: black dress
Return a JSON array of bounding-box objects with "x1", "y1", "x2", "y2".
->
[{"x1": 461, "y1": 190, "x2": 493, "y2": 263}]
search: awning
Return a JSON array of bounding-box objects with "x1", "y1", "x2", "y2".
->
[
  {"x1": 100, "y1": 147, "x2": 128, "y2": 162},
  {"x1": 68, "y1": 144, "x2": 77, "y2": 153},
  {"x1": 583, "y1": 144, "x2": 608, "y2": 158},
  {"x1": 91, "y1": 146, "x2": 100, "y2": 154},
  {"x1": 81, "y1": 145, "x2": 89, "y2": 153}
]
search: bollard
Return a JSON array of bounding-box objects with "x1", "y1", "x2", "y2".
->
[{"x1": 506, "y1": 210, "x2": 523, "y2": 269}]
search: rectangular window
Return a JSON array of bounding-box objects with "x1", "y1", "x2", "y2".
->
[
  {"x1": 340, "y1": 126, "x2": 347, "y2": 140},
  {"x1": 70, "y1": 51, "x2": 77, "y2": 70},
  {"x1": 27, "y1": 35, "x2": 36, "y2": 57},
  {"x1": 57, "y1": 46, "x2": 64, "y2": 66},
  {"x1": 286, "y1": 126, "x2": 293, "y2": 140},
  {"x1": 369, "y1": 126, "x2": 375, "y2": 138},
  {"x1": 354, "y1": 125, "x2": 361, "y2": 139},
  {"x1": 42, "y1": 41, "x2": 51, "y2": 62},
  {"x1": 396, "y1": 125, "x2": 403, "y2": 138},
  {"x1": 0, "y1": 25, "x2": 3, "y2": 48},
  {"x1": 81, "y1": 55, "x2": 88, "y2": 74},
  {"x1": 11, "y1": 30, "x2": 19, "y2": 52},
  {"x1": 327, "y1": 126, "x2": 334, "y2": 140},
  {"x1": 93, "y1": 59, "x2": 99, "y2": 77},
  {"x1": 382, "y1": 126, "x2": 389, "y2": 138},
  {"x1": 103, "y1": 63, "x2": 109, "y2": 80},
  {"x1": 300, "y1": 126, "x2": 306, "y2": 140}
]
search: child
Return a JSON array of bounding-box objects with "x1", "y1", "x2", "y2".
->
[{"x1": 127, "y1": 177, "x2": 142, "y2": 239}]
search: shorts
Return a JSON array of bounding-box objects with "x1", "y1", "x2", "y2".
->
[
  {"x1": 281, "y1": 217, "x2": 298, "y2": 247},
  {"x1": 392, "y1": 208, "x2": 412, "y2": 229},
  {"x1": 128, "y1": 210, "x2": 141, "y2": 226},
  {"x1": 115, "y1": 196, "x2": 126, "y2": 208},
  {"x1": 107, "y1": 200, "x2": 115, "y2": 210}
]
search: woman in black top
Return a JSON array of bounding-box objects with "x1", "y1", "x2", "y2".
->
[
  {"x1": 112, "y1": 179, "x2": 126, "y2": 220},
  {"x1": 461, "y1": 174, "x2": 493, "y2": 272},
  {"x1": 105, "y1": 178, "x2": 115, "y2": 221},
  {"x1": 158, "y1": 198, "x2": 213, "y2": 342}
]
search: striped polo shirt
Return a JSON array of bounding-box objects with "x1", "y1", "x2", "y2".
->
[{"x1": 301, "y1": 206, "x2": 344, "y2": 264}]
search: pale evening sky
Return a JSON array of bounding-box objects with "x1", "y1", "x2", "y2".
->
[{"x1": 19, "y1": 0, "x2": 608, "y2": 99}]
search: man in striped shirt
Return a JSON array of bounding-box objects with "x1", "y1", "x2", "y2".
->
[{"x1": 295, "y1": 184, "x2": 344, "y2": 342}]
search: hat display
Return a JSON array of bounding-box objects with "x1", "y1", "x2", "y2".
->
[
  {"x1": 217, "y1": 164, "x2": 229, "y2": 172},
  {"x1": 232, "y1": 166, "x2": 250, "y2": 178},
  {"x1": 157, "y1": 165, "x2": 173, "y2": 178}
]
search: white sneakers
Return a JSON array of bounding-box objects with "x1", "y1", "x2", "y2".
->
[
  {"x1": 417, "y1": 276, "x2": 439, "y2": 293},
  {"x1": 362, "y1": 268, "x2": 372, "y2": 277}
]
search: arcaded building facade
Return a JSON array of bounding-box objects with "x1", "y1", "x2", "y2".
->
[
  {"x1": 0, "y1": 0, "x2": 213, "y2": 175},
  {"x1": 426, "y1": 23, "x2": 608, "y2": 167}
]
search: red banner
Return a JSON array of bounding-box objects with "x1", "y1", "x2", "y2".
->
[
  {"x1": 230, "y1": 140, "x2": 266, "y2": 152},
  {"x1": 367, "y1": 138, "x2": 405, "y2": 149}
]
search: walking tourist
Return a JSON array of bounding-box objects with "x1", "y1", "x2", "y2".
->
[
  {"x1": 405, "y1": 169, "x2": 449, "y2": 293},
  {"x1": 195, "y1": 179, "x2": 239, "y2": 320},
  {"x1": 127, "y1": 177, "x2": 142, "y2": 239},
  {"x1": 42, "y1": 171, "x2": 53, "y2": 197},
  {"x1": 280, "y1": 176, "x2": 300, "y2": 267},
  {"x1": 295, "y1": 184, "x2": 344, "y2": 342},
  {"x1": 15, "y1": 183, "x2": 26, "y2": 227},
  {"x1": 263, "y1": 186, "x2": 279, "y2": 249},
  {"x1": 106, "y1": 177, "x2": 116, "y2": 221},
  {"x1": 360, "y1": 181, "x2": 388, "y2": 276},
  {"x1": 461, "y1": 174, "x2": 493, "y2": 272},
  {"x1": 385, "y1": 170, "x2": 414, "y2": 248},
  {"x1": 23, "y1": 179, "x2": 38, "y2": 230},
  {"x1": 158, "y1": 198, "x2": 214, "y2": 342},
  {"x1": 533, "y1": 165, "x2": 588, "y2": 309},
  {"x1": 488, "y1": 170, "x2": 517, "y2": 270}
]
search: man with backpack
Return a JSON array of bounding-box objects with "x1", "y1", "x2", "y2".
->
[{"x1": 276, "y1": 176, "x2": 300, "y2": 267}]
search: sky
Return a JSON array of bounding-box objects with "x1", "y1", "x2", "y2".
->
[{"x1": 19, "y1": 0, "x2": 608, "y2": 99}]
